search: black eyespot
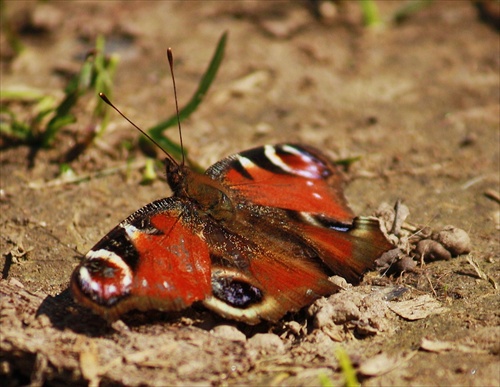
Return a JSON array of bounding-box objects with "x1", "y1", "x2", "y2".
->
[
  {"x1": 212, "y1": 277, "x2": 263, "y2": 308},
  {"x1": 73, "y1": 257, "x2": 132, "y2": 307}
]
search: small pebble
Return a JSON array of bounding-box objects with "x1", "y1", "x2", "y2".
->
[
  {"x1": 283, "y1": 321, "x2": 305, "y2": 336},
  {"x1": 328, "y1": 275, "x2": 349, "y2": 289},
  {"x1": 416, "y1": 240, "x2": 452, "y2": 261},
  {"x1": 8, "y1": 278, "x2": 25, "y2": 288},
  {"x1": 312, "y1": 299, "x2": 361, "y2": 327},
  {"x1": 376, "y1": 248, "x2": 400, "y2": 269},
  {"x1": 393, "y1": 255, "x2": 417, "y2": 272},
  {"x1": 211, "y1": 325, "x2": 246, "y2": 343},
  {"x1": 247, "y1": 333, "x2": 284, "y2": 354},
  {"x1": 433, "y1": 226, "x2": 471, "y2": 256},
  {"x1": 36, "y1": 314, "x2": 51, "y2": 328}
]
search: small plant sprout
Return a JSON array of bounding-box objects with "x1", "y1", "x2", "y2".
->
[{"x1": 0, "y1": 35, "x2": 118, "y2": 150}]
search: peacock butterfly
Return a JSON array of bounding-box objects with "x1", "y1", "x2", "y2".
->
[{"x1": 70, "y1": 49, "x2": 393, "y2": 324}]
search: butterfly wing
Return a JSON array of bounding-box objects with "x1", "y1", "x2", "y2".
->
[
  {"x1": 206, "y1": 144, "x2": 392, "y2": 284},
  {"x1": 201, "y1": 217, "x2": 340, "y2": 323},
  {"x1": 71, "y1": 197, "x2": 212, "y2": 321},
  {"x1": 283, "y1": 215, "x2": 393, "y2": 283},
  {"x1": 206, "y1": 143, "x2": 355, "y2": 223}
]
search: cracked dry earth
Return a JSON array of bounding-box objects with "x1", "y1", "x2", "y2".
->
[{"x1": 1, "y1": 1, "x2": 499, "y2": 386}]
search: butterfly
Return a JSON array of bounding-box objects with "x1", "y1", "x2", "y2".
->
[
  {"x1": 70, "y1": 142, "x2": 393, "y2": 324},
  {"x1": 70, "y1": 46, "x2": 392, "y2": 324}
]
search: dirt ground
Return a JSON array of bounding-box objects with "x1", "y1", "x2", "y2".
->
[{"x1": 1, "y1": 1, "x2": 499, "y2": 386}]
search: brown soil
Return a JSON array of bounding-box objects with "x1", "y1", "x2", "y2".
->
[{"x1": 1, "y1": 1, "x2": 499, "y2": 386}]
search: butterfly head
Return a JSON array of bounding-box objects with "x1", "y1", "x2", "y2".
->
[{"x1": 164, "y1": 157, "x2": 188, "y2": 194}]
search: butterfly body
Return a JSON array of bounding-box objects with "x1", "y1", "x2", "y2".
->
[{"x1": 71, "y1": 143, "x2": 392, "y2": 323}]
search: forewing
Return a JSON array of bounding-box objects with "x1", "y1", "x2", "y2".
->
[
  {"x1": 206, "y1": 144, "x2": 355, "y2": 224},
  {"x1": 71, "y1": 197, "x2": 212, "y2": 321}
]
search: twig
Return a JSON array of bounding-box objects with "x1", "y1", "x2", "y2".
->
[
  {"x1": 484, "y1": 189, "x2": 500, "y2": 204},
  {"x1": 424, "y1": 273, "x2": 437, "y2": 297}
]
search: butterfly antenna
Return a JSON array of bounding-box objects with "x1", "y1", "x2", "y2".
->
[
  {"x1": 167, "y1": 48, "x2": 185, "y2": 166},
  {"x1": 99, "y1": 93, "x2": 177, "y2": 164}
]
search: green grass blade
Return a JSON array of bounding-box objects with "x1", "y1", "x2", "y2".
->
[
  {"x1": 0, "y1": 89, "x2": 45, "y2": 101},
  {"x1": 2, "y1": 36, "x2": 116, "y2": 149},
  {"x1": 335, "y1": 347, "x2": 359, "y2": 387},
  {"x1": 317, "y1": 372, "x2": 335, "y2": 387},
  {"x1": 359, "y1": 0, "x2": 383, "y2": 27},
  {"x1": 334, "y1": 155, "x2": 362, "y2": 167},
  {"x1": 0, "y1": 107, "x2": 32, "y2": 141}
]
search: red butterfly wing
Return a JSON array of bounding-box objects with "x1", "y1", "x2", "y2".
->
[
  {"x1": 71, "y1": 197, "x2": 212, "y2": 321},
  {"x1": 206, "y1": 144, "x2": 392, "y2": 284},
  {"x1": 207, "y1": 144, "x2": 354, "y2": 223},
  {"x1": 201, "y1": 219, "x2": 340, "y2": 323},
  {"x1": 284, "y1": 215, "x2": 393, "y2": 283}
]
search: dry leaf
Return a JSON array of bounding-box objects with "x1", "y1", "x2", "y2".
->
[
  {"x1": 420, "y1": 338, "x2": 489, "y2": 354},
  {"x1": 359, "y1": 351, "x2": 417, "y2": 376},
  {"x1": 388, "y1": 295, "x2": 448, "y2": 320}
]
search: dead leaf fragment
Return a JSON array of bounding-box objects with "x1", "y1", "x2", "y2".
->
[
  {"x1": 391, "y1": 200, "x2": 411, "y2": 235},
  {"x1": 466, "y1": 255, "x2": 498, "y2": 289},
  {"x1": 388, "y1": 295, "x2": 448, "y2": 320},
  {"x1": 359, "y1": 351, "x2": 417, "y2": 377},
  {"x1": 420, "y1": 338, "x2": 490, "y2": 354}
]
